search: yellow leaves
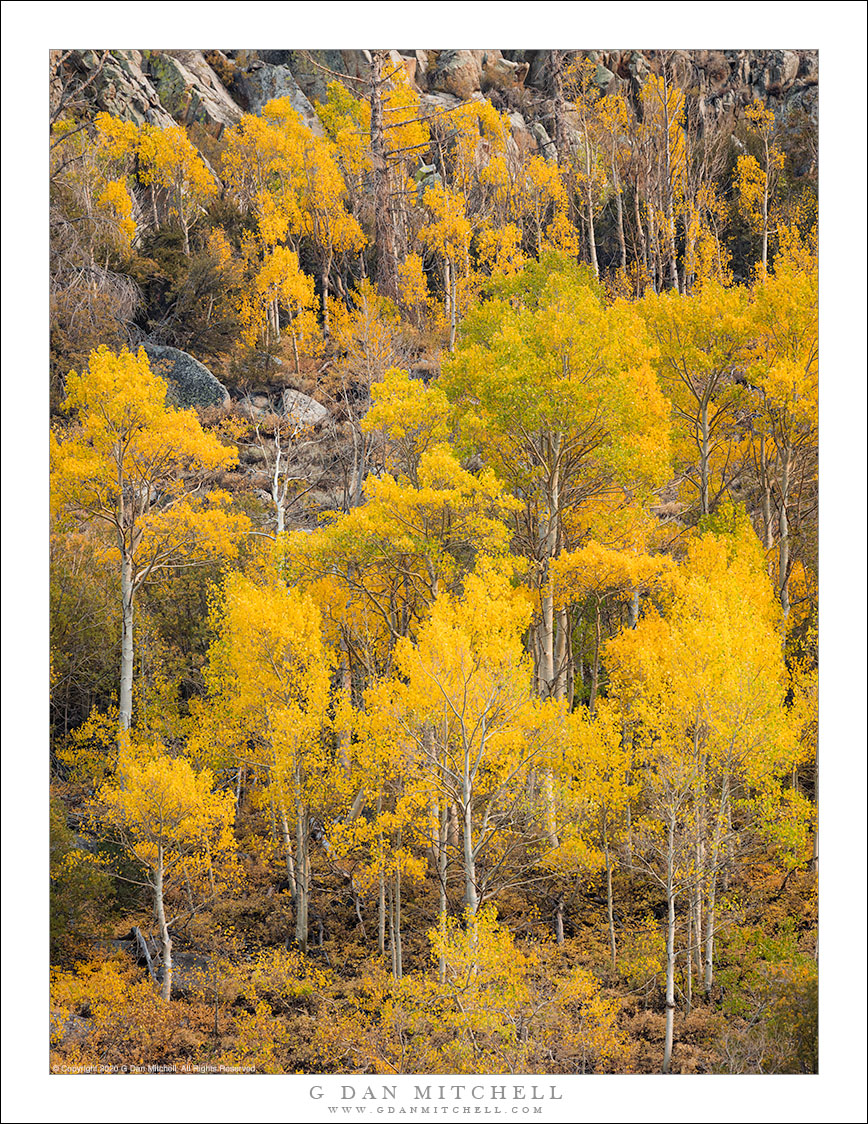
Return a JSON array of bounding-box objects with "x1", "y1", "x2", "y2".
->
[
  {"x1": 97, "y1": 744, "x2": 236, "y2": 867},
  {"x1": 747, "y1": 243, "x2": 817, "y2": 425},
  {"x1": 96, "y1": 178, "x2": 136, "y2": 246},
  {"x1": 381, "y1": 64, "x2": 429, "y2": 160},
  {"x1": 137, "y1": 124, "x2": 215, "y2": 198},
  {"x1": 52, "y1": 346, "x2": 240, "y2": 537},
  {"x1": 605, "y1": 518, "x2": 788, "y2": 792},
  {"x1": 552, "y1": 966, "x2": 628, "y2": 1071},
  {"x1": 736, "y1": 153, "x2": 767, "y2": 229},
  {"x1": 475, "y1": 222, "x2": 526, "y2": 277},
  {"x1": 255, "y1": 247, "x2": 318, "y2": 321},
  {"x1": 419, "y1": 184, "x2": 472, "y2": 265},
  {"x1": 94, "y1": 112, "x2": 142, "y2": 163},
  {"x1": 224, "y1": 96, "x2": 365, "y2": 265},
  {"x1": 552, "y1": 542, "x2": 675, "y2": 609},
  {"x1": 204, "y1": 569, "x2": 332, "y2": 797},
  {"x1": 639, "y1": 76, "x2": 687, "y2": 186},
  {"x1": 317, "y1": 80, "x2": 371, "y2": 182},
  {"x1": 396, "y1": 251, "x2": 431, "y2": 315},
  {"x1": 445, "y1": 256, "x2": 671, "y2": 510},
  {"x1": 745, "y1": 97, "x2": 776, "y2": 138},
  {"x1": 362, "y1": 367, "x2": 451, "y2": 480},
  {"x1": 392, "y1": 557, "x2": 534, "y2": 749},
  {"x1": 542, "y1": 208, "x2": 582, "y2": 256}
]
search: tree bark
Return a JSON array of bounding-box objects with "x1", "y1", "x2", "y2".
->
[
  {"x1": 119, "y1": 551, "x2": 135, "y2": 731},
  {"x1": 370, "y1": 50, "x2": 398, "y2": 300},
  {"x1": 603, "y1": 818, "x2": 617, "y2": 971},
  {"x1": 155, "y1": 847, "x2": 173, "y2": 1001},
  {"x1": 294, "y1": 790, "x2": 308, "y2": 952},
  {"x1": 662, "y1": 813, "x2": 676, "y2": 1074}
]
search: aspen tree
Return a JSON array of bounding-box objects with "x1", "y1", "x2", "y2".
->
[{"x1": 51, "y1": 346, "x2": 245, "y2": 731}]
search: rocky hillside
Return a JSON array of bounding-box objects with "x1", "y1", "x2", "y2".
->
[{"x1": 53, "y1": 47, "x2": 818, "y2": 172}]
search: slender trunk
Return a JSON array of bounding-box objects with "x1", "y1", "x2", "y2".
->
[
  {"x1": 810, "y1": 740, "x2": 819, "y2": 873},
  {"x1": 589, "y1": 597, "x2": 602, "y2": 714},
  {"x1": 704, "y1": 777, "x2": 729, "y2": 998},
  {"x1": 633, "y1": 187, "x2": 648, "y2": 285},
  {"x1": 779, "y1": 445, "x2": 791, "y2": 617},
  {"x1": 321, "y1": 263, "x2": 331, "y2": 336},
  {"x1": 337, "y1": 639, "x2": 352, "y2": 775},
  {"x1": 761, "y1": 135, "x2": 770, "y2": 271},
  {"x1": 388, "y1": 882, "x2": 397, "y2": 977},
  {"x1": 448, "y1": 260, "x2": 457, "y2": 353},
  {"x1": 699, "y1": 400, "x2": 710, "y2": 516},
  {"x1": 613, "y1": 161, "x2": 627, "y2": 272},
  {"x1": 352, "y1": 426, "x2": 367, "y2": 508},
  {"x1": 294, "y1": 789, "x2": 308, "y2": 952},
  {"x1": 584, "y1": 133, "x2": 599, "y2": 278},
  {"x1": 279, "y1": 804, "x2": 297, "y2": 897},
  {"x1": 155, "y1": 847, "x2": 172, "y2": 1002},
  {"x1": 760, "y1": 435, "x2": 775, "y2": 552},
  {"x1": 554, "y1": 607, "x2": 569, "y2": 701},
  {"x1": 555, "y1": 895, "x2": 565, "y2": 945},
  {"x1": 370, "y1": 50, "x2": 397, "y2": 299},
  {"x1": 661, "y1": 69, "x2": 680, "y2": 291},
  {"x1": 603, "y1": 818, "x2": 616, "y2": 971},
  {"x1": 686, "y1": 905, "x2": 693, "y2": 1013},
  {"x1": 551, "y1": 51, "x2": 567, "y2": 162},
  {"x1": 438, "y1": 787, "x2": 448, "y2": 982},
  {"x1": 662, "y1": 812, "x2": 676, "y2": 1074},
  {"x1": 461, "y1": 751, "x2": 477, "y2": 915},
  {"x1": 377, "y1": 795, "x2": 386, "y2": 955},
  {"x1": 538, "y1": 442, "x2": 560, "y2": 699},
  {"x1": 629, "y1": 589, "x2": 640, "y2": 628},
  {"x1": 119, "y1": 551, "x2": 135, "y2": 732},
  {"x1": 132, "y1": 926, "x2": 158, "y2": 985},
  {"x1": 394, "y1": 859, "x2": 403, "y2": 979}
]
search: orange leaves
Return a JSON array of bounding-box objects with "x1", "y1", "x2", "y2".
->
[{"x1": 552, "y1": 542, "x2": 675, "y2": 610}]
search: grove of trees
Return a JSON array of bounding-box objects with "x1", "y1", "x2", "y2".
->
[{"x1": 49, "y1": 48, "x2": 819, "y2": 1076}]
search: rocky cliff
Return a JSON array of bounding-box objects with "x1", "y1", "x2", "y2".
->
[{"x1": 53, "y1": 47, "x2": 818, "y2": 171}]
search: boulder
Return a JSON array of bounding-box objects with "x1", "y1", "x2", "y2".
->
[
  {"x1": 65, "y1": 50, "x2": 176, "y2": 128},
  {"x1": 283, "y1": 389, "x2": 330, "y2": 427},
  {"x1": 142, "y1": 50, "x2": 242, "y2": 137},
  {"x1": 232, "y1": 63, "x2": 324, "y2": 133},
  {"x1": 509, "y1": 111, "x2": 538, "y2": 157},
  {"x1": 480, "y1": 50, "x2": 529, "y2": 92},
  {"x1": 428, "y1": 49, "x2": 484, "y2": 100},
  {"x1": 531, "y1": 122, "x2": 557, "y2": 162},
  {"x1": 250, "y1": 50, "x2": 371, "y2": 107},
  {"x1": 143, "y1": 344, "x2": 231, "y2": 410},
  {"x1": 428, "y1": 50, "x2": 528, "y2": 101}
]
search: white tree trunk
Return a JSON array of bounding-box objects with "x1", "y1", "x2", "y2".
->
[
  {"x1": 662, "y1": 814, "x2": 676, "y2": 1073},
  {"x1": 155, "y1": 847, "x2": 173, "y2": 1002},
  {"x1": 119, "y1": 551, "x2": 135, "y2": 731}
]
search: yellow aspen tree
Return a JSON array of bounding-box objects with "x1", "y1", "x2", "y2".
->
[
  {"x1": 330, "y1": 687, "x2": 430, "y2": 977},
  {"x1": 639, "y1": 72, "x2": 687, "y2": 291},
  {"x1": 246, "y1": 245, "x2": 320, "y2": 373},
  {"x1": 204, "y1": 571, "x2": 332, "y2": 953},
  {"x1": 642, "y1": 280, "x2": 752, "y2": 518},
  {"x1": 418, "y1": 184, "x2": 472, "y2": 351},
  {"x1": 746, "y1": 235, "x2": 818, "y2": 618},
  {"x1": 736, "y1": 99, "x2": 785, "y2": 270},
  {"x1": 444, "y1": 255, "x2": 670, "y2": 703},
  {"x1": 50, "y1": 346, "x2": 247, "y2": 732},
  {"x1": 135, "y1": 124, "x2": 216, "y2": 254},
  {"x1": 390, "y1": 561, "x2": 542, "y2": 921},
  {"x1": 552, "y1": 541, "x2": 675, "y2": 711},
  {"x1": 324, "y1": 279, "x2": 406, "y2": 507},
  {"x1": 605, "y1": 511, "x2": 805, "y2": 1066},
  {"x1": 95, "y1": 745, "x2": 236, "y2": 1000}
]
